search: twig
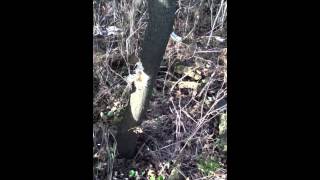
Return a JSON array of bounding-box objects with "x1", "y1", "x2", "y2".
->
[
  {"x1": 220, "y1": 1, "x2": 227, "y2": 30},
  {"x1": 207, "y1": 0, "x2": 225, "y2": 47}
]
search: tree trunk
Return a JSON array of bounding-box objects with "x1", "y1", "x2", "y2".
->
[{"x1": 116, "y1": 0, "x2": 176, "y2": 158}]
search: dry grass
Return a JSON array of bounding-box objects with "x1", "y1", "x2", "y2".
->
[{"x1": 93, "y1": 0, "x2": 227, "y2": 179}]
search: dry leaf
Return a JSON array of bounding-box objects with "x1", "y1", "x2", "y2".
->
[{"x1": 178, "y1": 81, "x2": 199, "y2": 90}]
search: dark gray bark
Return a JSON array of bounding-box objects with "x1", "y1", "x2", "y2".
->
[{"x1": 116, "y1": 0, "x2": 176, "y2": 158}]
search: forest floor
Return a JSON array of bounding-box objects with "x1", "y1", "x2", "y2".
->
[{"x1": 93, "y1": 0, "x2": 227, "y2": 179}]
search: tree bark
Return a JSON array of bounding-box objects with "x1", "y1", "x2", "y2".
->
[{"x1": 116, "y1": 0, "x2": 176, "y2": 158}]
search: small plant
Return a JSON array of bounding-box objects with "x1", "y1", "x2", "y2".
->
[
  {"x1": 129, "y1": 170, "x2": 138, "y2": 178},
  {"x1": 149, "y1": 174, "x2": 164, "y2": 180},
  {"x1": 197, "y1": 157, "x2": 220, "y2": 175},
  {"x1": 150, "y1": 175, "x2": 156, "y2": 180},
  {"x1": 128, "y1": 169, "x2": 164, "y2": 180},
  {"x1": 157, "y1": 175, "x2": 165, "y2": 180},
  {"x1": 146, "y1": 169, "x2": 165, "y2": 180}
]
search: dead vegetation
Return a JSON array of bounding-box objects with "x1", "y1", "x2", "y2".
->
[{"x1": 93, "y1": 0, "x2": 227, "y2": 179}]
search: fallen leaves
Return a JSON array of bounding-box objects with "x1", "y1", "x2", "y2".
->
[{"x1": 177, "y1": 81, "x2": 199, "y2": 90}]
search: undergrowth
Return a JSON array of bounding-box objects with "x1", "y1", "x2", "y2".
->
[{"x1": 93, "y1": 0, "x2": 227, "y2": 179}]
